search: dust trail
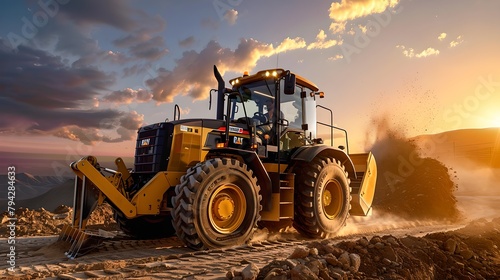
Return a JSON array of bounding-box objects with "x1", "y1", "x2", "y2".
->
[{"x1": 338, "y1": 213, "x2": 448, "y2": 237}]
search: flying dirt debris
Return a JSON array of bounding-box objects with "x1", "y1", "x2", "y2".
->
[
  {"x1": 368, "y1": 117, "x2": 461, "y2": 221},
  {"x1": 60, "y1": 66, "x2": 378, "y2": 257}
]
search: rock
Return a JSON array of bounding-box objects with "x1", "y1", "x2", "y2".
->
[
  {"x1": 470, "y1": 259, "x2": 483, "y2": 270},
  {"x1": 328, "y1": 267, "x2": 347, "y2": 280},
  {"x1": 241, "y1": 263, "x2": 259, "y2": 280},
  {"x1": 338, "y1": 252, "x2": 350, "y2": 269},
  {"x1": 309, "y1": 247, "x2": 319, "y2": 256},
  {"x1": 263, "y1": 268, "x2": 287, "y2": 280},
  {"x1": 318, "y1": 267, "x2": 333, "y2": 280},
  {"x1": 305, "y1": 259, "x2": 322, "y2": 275},
  {"x1": 344, "y1": 241, "x2": 356, "y2": 250},
  {"x1": 226, "y1": 269, "x2": 235, "y2": 279},
  {"x1": 285, "y1": 259, "x2": 297, "y2": 269},
  {"x1": 385, "y1": 236, "x2": 398, "y2": 246},
  {"x1": 374, "y1": 242, "x2": 385, "y2": 249},
  {"x1": 370, "y1": 236, "x2": 382, "y2": 244},
  {"x1": 357, "y1": 237, "x2": 369, "y2": 247},
  {"x1": 459, "y1": 249, "x2": 473, "y2": 260},
  {"x1": 290, "y1": 247, "x2": 309, "y2": 259},
  {"x1": 290, "y1": 264, "x2": 318, "y2": 280},
  {"x1": 382, "y1": 258, "x2": 392, "y2": 266},
  {"x1": 325, "y1": 254, "x2": 340, "y2": 267},
  {"x1": 321, "y1": 244, "x2": 344, "y2": 257},
  {"x1": 379, "y1": 245, "x2": 398, "y2": 262},
  {"x1": 444, "y1": 238, "x2": 457, "y2": 254},
  {"x1": 349, "y1": 253, "x2": 361, "y2": 273}
]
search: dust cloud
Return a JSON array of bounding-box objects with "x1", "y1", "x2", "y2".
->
[{"x1": 359, "y1": 114, "x2": 500, "y2": 235}]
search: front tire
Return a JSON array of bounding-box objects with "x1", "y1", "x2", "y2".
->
[
  {"x1": 172, "y1": 158, "x2": 262, "y2": 250},
  {"x1": 293, "y1": 156, "x2": 350, "y2": 238}
]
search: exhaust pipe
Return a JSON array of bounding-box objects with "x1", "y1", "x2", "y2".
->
[{"x1": 213, "y1": 65, "x2": 226, "y2": 120}]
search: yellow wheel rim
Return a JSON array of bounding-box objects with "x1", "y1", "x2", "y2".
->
[
  {"x1": 323, "y1": 180, "x2": 342, "y2": 219},
  {"x1": 209, "y1": 184, "x2": 246, "y2": 234}
]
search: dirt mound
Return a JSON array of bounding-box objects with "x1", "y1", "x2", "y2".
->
[
  {"x1": 0, "y1": 203, "x2": 117, "y2": 237},
  {"x1": 229, "y1": 218, "x2": 500, "y2": 279},
  {"x1": 368, "y1": 117, "x2": 461, "y2": 221}
]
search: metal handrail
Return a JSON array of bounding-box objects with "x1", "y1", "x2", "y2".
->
[{"x1": 316, "y1": 105, "x2": 349, "y2": 154}]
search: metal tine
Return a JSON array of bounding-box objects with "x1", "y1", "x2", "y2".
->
[{"x1": 65, "y1": 229, "x2": 82, "y2": 257}]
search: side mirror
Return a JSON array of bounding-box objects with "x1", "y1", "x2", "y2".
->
[{"x1": 284, "y1": 73, "x2": 296, "y2": 95}]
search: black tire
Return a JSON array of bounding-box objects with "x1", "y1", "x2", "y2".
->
[
  {"x1": 293, "y1": 156, "x2": 351, "y2": 238},
  {"x1": 172, "y1": 158, "x2": 262, "y2": 250},
  {"x1": 113, "y1": 211, "x2": 176, "y2": 239}
]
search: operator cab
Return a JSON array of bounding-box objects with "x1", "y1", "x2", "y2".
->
[{"x1": 227, "y1": 69, "x2": 321, "y2": 161}]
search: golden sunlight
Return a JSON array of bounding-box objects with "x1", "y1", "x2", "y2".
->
[{"x1": 491, "y1": 115, "x2": 500, "y2": 128}]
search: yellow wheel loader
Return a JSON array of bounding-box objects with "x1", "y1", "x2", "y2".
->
[{"x1": 60, "y1": 66, "x2": 377, "y2": 257}]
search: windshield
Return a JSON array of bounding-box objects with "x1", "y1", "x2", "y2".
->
[
  {"x1": 230, "y1": 79, "x2": 276, "y2": 123},
  {"x1": 228, "y1": 74, "x2": 319, "y2": 144}
]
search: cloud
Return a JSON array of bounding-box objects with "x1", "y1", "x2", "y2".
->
[
  {"x1": 58, "y1": 0, "x2": 140, "y2": 31},
  {"x1": 113, "y1": 33, "x2": 169, "y2": 61},
  {"x1": 72, "y1": 50, "x2": 130, "y2": 68},
  {"x1": 102, "y1": 88, "x2": 152, "y2": 104},
  {"x1": 307, "y1": 30, "x2": 340, "y2": 50},
  {"x1": 0, "y1": 44, "x2": 114, "y2": 109},
  {"x1": 358, "y1": 25, "x2": 368, "y2": 34},
  {"x1": 274, "y1": 37, "x2": 307, "y2": 53},
  {"x1": 396, "y1": 45, "x2": 440, "y2": 58},
  {"x1": 329, "y1": 0, "x2": 401, "y2": 22},
  {"x1": 330, "y1": 22, "x2": 346, "y2": 34},
  {"x1": 329, "y1": 54, "x2": 344, "y2": 61},
  {"x1": 438, "y1": 33, "x2": 447, "y2": 41},
  {"x1": 21, "y1": 0, "x2": 168, "y2": 62},
  {"x1": 52, "y1": 110, "x2": 143, "y2": 145},
  {"x1": 179, "y1": 36, "x2": 196, "y2": 48},
  {"x1": 450, "y1": 35, "x2": 464, "y2": 48},
  {"x1": 0, "y1": 40, "x2": 143, "y2": 144},
  {"x1": 224, "y1": 9, "x2": 239, "y2": 25},
  {"x1": 146, "y1": 37, "x2": 306, "y2": 103}
]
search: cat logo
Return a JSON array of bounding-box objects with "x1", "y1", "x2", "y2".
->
[{"x1": 141, "y1": 138, "x2": 151, "y2": 146}]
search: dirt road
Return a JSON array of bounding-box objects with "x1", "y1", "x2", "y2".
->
[{"x1": 0, "y1": 218, "x2": 472, "y2": 280}]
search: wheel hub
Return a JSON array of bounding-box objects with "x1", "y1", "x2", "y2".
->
[
  {"x1": 212, "y1": 194, "x2": 235, "y2": 221},
  {"x1": 208, "y1": 184, "x2": 246, "y2": 234},
  {"x1": 323, "y1": 190, "x2": 332, "y2": 206},
  {"x1": 323, "y1": 180, "x2": 342, "y2": 219}
]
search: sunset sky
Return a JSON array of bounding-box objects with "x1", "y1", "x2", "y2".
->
[{"x1": 1, "y1": 0, "x2": 500, "y2": 169}]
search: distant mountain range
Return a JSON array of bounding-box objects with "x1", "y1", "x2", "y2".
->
[
  {"x1": 0, "y1": 173, "x2": 69, "y2": 201},
  {"x1": 413, "y1": 127, "x2": 500, "y2": 168},
  {"x1": 0, "y1": 151, "x2": 133, "y2": 177}
]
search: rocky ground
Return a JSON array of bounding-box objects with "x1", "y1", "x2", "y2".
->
[
  {"x1": 0, "y1": 204, "x2": 118, "y2": 238},
  {"x1": 234, "y1": 217, "x2": 500, "y2": 280}
]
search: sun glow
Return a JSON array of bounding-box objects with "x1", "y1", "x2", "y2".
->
[{"x1": 491, "y1": 115, "x2": 500, "y2": 128}]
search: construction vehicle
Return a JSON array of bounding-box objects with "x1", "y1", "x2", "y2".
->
[{"x1": 60, "y1": 66, "x2": 377, "y2": 257}]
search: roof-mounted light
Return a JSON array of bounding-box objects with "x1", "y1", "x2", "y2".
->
[{"x1": 230, "y1": 78, "x2": 240, "y2": 86}]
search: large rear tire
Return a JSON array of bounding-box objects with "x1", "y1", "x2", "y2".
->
[
  {"x1": 113, "y1": 211, "x2": 176, "y2": 239},
  {"x1": 172, "y1": 158, "x2": 261, "y2": 250},
  {"x1": 293, "y1": 156, "x2": 350, "y2": 238}
]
